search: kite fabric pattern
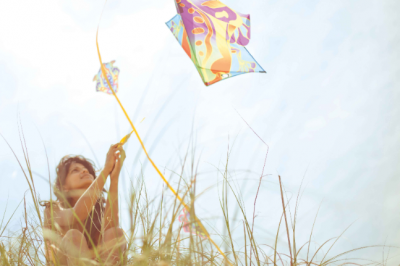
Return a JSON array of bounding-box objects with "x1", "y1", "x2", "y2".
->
[
  {"x1": 93, "y1": 60, "x2": 120, "y2": 94},
  {"x1": 179, "y1": 208, "x2": 207, "y2": 239},
  {"x1": 166, "y1": 0, "x2": 266, "y2": 86}
]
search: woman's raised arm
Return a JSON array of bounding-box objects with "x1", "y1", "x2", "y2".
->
[{"x1": 103, "y1": 145, "x2": 125, "y2": 230}]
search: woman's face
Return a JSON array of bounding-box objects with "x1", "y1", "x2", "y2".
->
[{"x1": 63, "y1": 162, "x2": 94, "y2": 193}]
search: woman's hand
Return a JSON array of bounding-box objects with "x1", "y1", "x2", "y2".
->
[
  {"x1": 104, "y1": 143, "x2": 121, "y2": 174},
  {"x1": 110, "y1": 145, "x2": 126, "y2": 181}
]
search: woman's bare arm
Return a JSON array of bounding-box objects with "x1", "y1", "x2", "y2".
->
[
  {"x1": 103, "y1": 146, "x2": 125, "y2": 230},
  {"x1": 103, "y1": 175, "x2": 119, "y2": 230}
]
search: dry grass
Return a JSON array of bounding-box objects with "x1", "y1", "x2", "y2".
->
[{"x1": 0, "y1": 123, "x2": 396, "y2": 266}]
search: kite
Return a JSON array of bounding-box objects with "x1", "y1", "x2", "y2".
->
[
  {"x1": 166, "y1": 0, "x2": 266, "y2": 86},
  {"x1": 179, "y1": 208, "x2": 207, "y2": 239},
  {"x1": 93, "y1": 60, "x2": 120, "y2": 94}
]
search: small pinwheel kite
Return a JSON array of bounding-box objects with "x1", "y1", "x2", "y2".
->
[
  {"x1": 179, "y1": 208, "x2": 207, "y2": 239},
  {"x1": 93, "y1": 60, "x2": 120, "y2": 94},
  {"x1": 166, "y1": 0, "x2": 266, "y2": 86}
]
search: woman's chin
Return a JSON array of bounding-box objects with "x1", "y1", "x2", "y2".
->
[
  {"x1": 80, "y1": 182, "x2": 93, "y2": 190},
  {"x1": 81, "y1": 175, "x2": 94, "y2": 182}
]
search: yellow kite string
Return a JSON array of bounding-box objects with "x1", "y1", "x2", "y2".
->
[{"x1": 95, "y1": 21, "x2": 232, "y2": 266}]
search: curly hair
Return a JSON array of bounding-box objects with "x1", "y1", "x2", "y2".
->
[{"x1": 43, "y1": 155, "x2": 106, "y2": 248}]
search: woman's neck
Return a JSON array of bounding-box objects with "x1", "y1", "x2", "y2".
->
[
  {"x1": 69, "y1": 197, "x2": 79, "y2": 207},
  {"x1": 66, "y1": 189, "x2": 85, "y2": 208}
]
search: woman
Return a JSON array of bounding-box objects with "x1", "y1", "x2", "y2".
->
[{"x1": 43, "y1": 143, "x2": 127, "y2": 265}]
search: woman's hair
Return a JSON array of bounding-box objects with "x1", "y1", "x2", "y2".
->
[{"x1": 44, "y1": 155, "x2": 105, "y2": 248}]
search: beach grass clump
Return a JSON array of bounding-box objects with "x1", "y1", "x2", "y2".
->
[{"x1": 0, "y1": 128, "x2": 394, "y2": 266}]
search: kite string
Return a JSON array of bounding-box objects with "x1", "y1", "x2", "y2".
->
[
  {"x1": 95, "y1": 31, "x2": 184, "y2": 206},
  {"x1": 95, "y1": 20, "x2": 232, "y2": 266}
]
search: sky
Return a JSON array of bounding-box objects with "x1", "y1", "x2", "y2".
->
[{"x1": 0, "y1": 0, "x2": 399, "y2": 264}]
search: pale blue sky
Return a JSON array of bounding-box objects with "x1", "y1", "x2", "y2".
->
[{"x1": 0, "y1": 0, "x2": 399, "y2": 263}]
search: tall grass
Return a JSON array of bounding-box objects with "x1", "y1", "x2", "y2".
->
[{"x1": 0, "y1": 123, "x2": 396, "y2": 265}]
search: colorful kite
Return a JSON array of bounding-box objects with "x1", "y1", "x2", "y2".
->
[
  {"x1": 179, "y1": 208, "x2": 207, "y2": 239},
  {"x1": 166, "y1": 0, "x2": 266, "y2": 86},
  {"x1": 93, "y1": 60, "x2": 120, "y2": 94}
]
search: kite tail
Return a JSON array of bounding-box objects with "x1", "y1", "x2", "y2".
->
[{"x1": 95, "y1": 16, "x2": 232, "y2": 266}]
